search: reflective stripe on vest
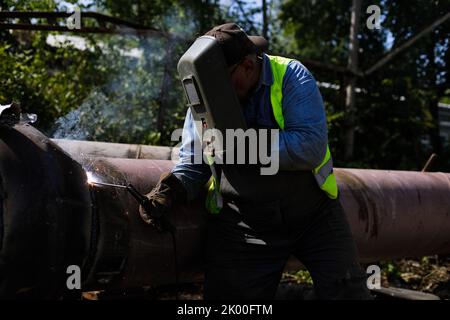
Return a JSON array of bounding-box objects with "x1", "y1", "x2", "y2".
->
[
  {"x1": 268, "y1": 55, "x2": 338, "y2": 199},
  {"x1": 204, "y1": 151, "x2": 223, "y2": 214},
  {"x1": 205, "y1": 176, "x2": 222, "y2": 214}
]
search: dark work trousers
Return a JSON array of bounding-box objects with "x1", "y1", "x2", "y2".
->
[{"x1": 203, "y1": 170, "x2": 371, "y2": 300}]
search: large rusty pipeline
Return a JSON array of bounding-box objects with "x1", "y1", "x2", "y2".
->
[
  {"x1": 53, "y1": 138, "x2": 450, "y2": 260},
  {"x1": 1, "y1": 124, "x2": 450, "y2": 298},
  {"x1": 336, "y1": 169, "x2": 450, "y2": 259},
  {"x1": 0, "y1": 125, "x2": 208, "y2": 297},
  {"x1": 0, "y1": 124, "x2": 91, "y2": 298},
  {"x1": 89, "y1": 159, "x2": 450, "y2": 267}
]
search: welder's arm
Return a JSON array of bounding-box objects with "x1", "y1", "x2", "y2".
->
[
  {"x1": 140, "y1": 110, "x2": 210, "y2": 226},
  {"x1": 171, "y1": 109, "x2": 212, "y2": 201},
  {"x1": 274, "y1": 61, "x2": 329, "y2": 170}
]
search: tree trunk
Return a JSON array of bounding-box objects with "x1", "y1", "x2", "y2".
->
[
  {"x1": 427, "y1": 31, "x2": 445, "y2": 159},
  {"x1": 262, "y1": 0, "x2": 268, "y2": 40},
  {"x1": 429, "y1": 97, "x2": 442, "y2": 157},
  {"x1": 343, "y1": 0, "x2": 361, "y2": 161},
  {"x1": 157, "y1": 40, "x2": 174, "y2": 143}
]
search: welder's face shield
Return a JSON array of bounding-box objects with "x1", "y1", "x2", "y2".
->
[
  {"x1": 178, "y1": 36, "x2": 248, "y2": 165},
  {"x1": 177, "y1": 36, "x2": 247, "y2": 132}
]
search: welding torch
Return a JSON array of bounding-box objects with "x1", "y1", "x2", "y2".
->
[{"x1": 89, "y1": 180, "x2": 175, "y2": 232}]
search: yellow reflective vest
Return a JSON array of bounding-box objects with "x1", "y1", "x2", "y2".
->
[{"x1": 205, "y1": 55, "x2": 338, "y2": 214}]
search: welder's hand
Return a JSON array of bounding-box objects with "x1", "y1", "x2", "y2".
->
[
  {"x1": 139, "y1": 172, "x2": 187, "y2": 229},
  {"x1": 139, "y1": 187, "x2": 171, "y2": 226}
]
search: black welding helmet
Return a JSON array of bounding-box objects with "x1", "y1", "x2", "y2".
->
[{"x1": 177, "y1": 33, "x2": 247, "y2": 132}]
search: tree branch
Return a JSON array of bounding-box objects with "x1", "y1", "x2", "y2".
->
[{"x1": 363, "y1": 11, "x2": 450, "y2": 77}]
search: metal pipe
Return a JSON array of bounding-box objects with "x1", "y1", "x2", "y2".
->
[
  {"x1": 335, "y1": 168, "x2": 450, "y2": 260},
  {"x1": 2, "y1": 125, "x2": 450, "y2": 298},
  {"x1": 81, "y1": 157, "x2": 205, "y2": 291},
  {"x1": 0, "y1": 124, "x2": 92, "y2": 298},
  {"x1": 0, "y1": 125, "x2": 204, "y2": 296},
  {"x1": 91, "y1": 159, "x2": 450, "y2": 266},
  {"x1": 52, "y1": 138, "x2": 179, "y2": 161}
]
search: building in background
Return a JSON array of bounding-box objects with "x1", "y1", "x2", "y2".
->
[{"x1": 439, "y1": 103, "x2": 450, "y2": 146}]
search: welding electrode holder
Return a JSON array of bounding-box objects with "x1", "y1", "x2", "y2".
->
[{"x1": 126, "y1": 183, "x2": 175, "y2": 233}]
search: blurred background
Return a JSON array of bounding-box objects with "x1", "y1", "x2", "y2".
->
[
  {"x1": 1, "y1": 0, "x2": 449, "y2": 170},
  {"x1": 0, "y1": 0, "x2": 449, "y2": 298}
]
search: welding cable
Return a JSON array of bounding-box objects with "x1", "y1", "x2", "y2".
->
[
  {"x1": 151, "y1": 214, "x2": 179, "y2": 299},
  {"x1": 89, "y1": 180, "x2": 181, "y2": 299},
  {"x1": 170, "y1": 229, "x2": 180, "y2": 300}
]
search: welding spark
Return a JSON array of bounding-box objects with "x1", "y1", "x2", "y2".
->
[{"x1": 86, "y1": 171, "x2": 101, "y2": 185}]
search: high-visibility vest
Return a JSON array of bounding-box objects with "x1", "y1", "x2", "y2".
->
[{"x1": 205, "y1": 55, "x2": 338, "y2": 214}]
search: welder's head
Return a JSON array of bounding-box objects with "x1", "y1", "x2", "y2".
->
[{"x1": 205, "y1": 23, "x2": 268, "y2": 101}]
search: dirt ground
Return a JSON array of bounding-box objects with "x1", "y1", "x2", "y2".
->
[
  {"x1": 82, "y1": 254, "x2": 450, "y2": 300},
  {"x1": 378, "y1": 255, "x2": 450, "y2": 299}
]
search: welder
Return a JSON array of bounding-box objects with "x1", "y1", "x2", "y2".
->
[{"x1": 139, "y1": 23, "x2": 371, "y2": 300}]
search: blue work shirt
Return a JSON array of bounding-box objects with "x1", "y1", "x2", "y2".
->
[{"x1": 172, "y1": 54, "x2": 329, "y2": 201}]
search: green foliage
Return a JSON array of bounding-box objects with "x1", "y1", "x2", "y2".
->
[
  {"x1": 2, "y1": 0, "x2": 449, "y2": 171},
  {"x1": 280, "y1": 0, "x2": 354, "y2": 65},
  {"x1": 381, "y1": 261, "x2": 401, "y2": 278},
  {"x1": 278, "y1": 0, "x2": 450, "y2": 170},
  {"x1": 93, "y1": 0, "x2": 224, "y2": 34},
  {"x1": 1, "y1": 0, "x2": 230, "y2": 145},
  {"x1": 50, "y1": 34, "x2": 186, "y2": 145},
  {"x1": 0, "y1": 0, "x2": 57, "y2": 11},
  {"x1": 0, "y1": 31, "x2": 105, "y2": 130},
  {"x1": 285, "y1": 270, "x2": 314, "y2": 285}
]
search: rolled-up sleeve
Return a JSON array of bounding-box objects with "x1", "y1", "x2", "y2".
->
[
  {"x1": 276, "y1": 61, "x2": 328, "y2": 170},
  {"x1": 171, "y1": 109, "x2": 211, "y2": 201}
]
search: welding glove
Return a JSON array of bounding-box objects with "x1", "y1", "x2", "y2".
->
[{"x1": 139, "y1": 172, "x2": 187, "y2": 228}]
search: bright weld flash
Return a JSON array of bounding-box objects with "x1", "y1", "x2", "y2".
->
[{"x1": 86, "y1": 171, "x2": 101, "y2": 185}]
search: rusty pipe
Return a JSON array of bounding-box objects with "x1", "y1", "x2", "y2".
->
[
  {"x1": 0, "y1": 125, "x2": 205, "y2": 297},
  {"x1": 52, "y1": 139, "x2": 450, "y2": 260},
  {"x1": 335, "y1": 169, "x2": 450, "y2": 260},
  {"x1": 0, "y1": 124, "x2": 92, "y2": 298},
  {"x1": 81, "y1": 157, "x2": 206, "y2": 291},
  {"x1": 78, "y1": 158, "x2": 450, "y2": 290}
]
